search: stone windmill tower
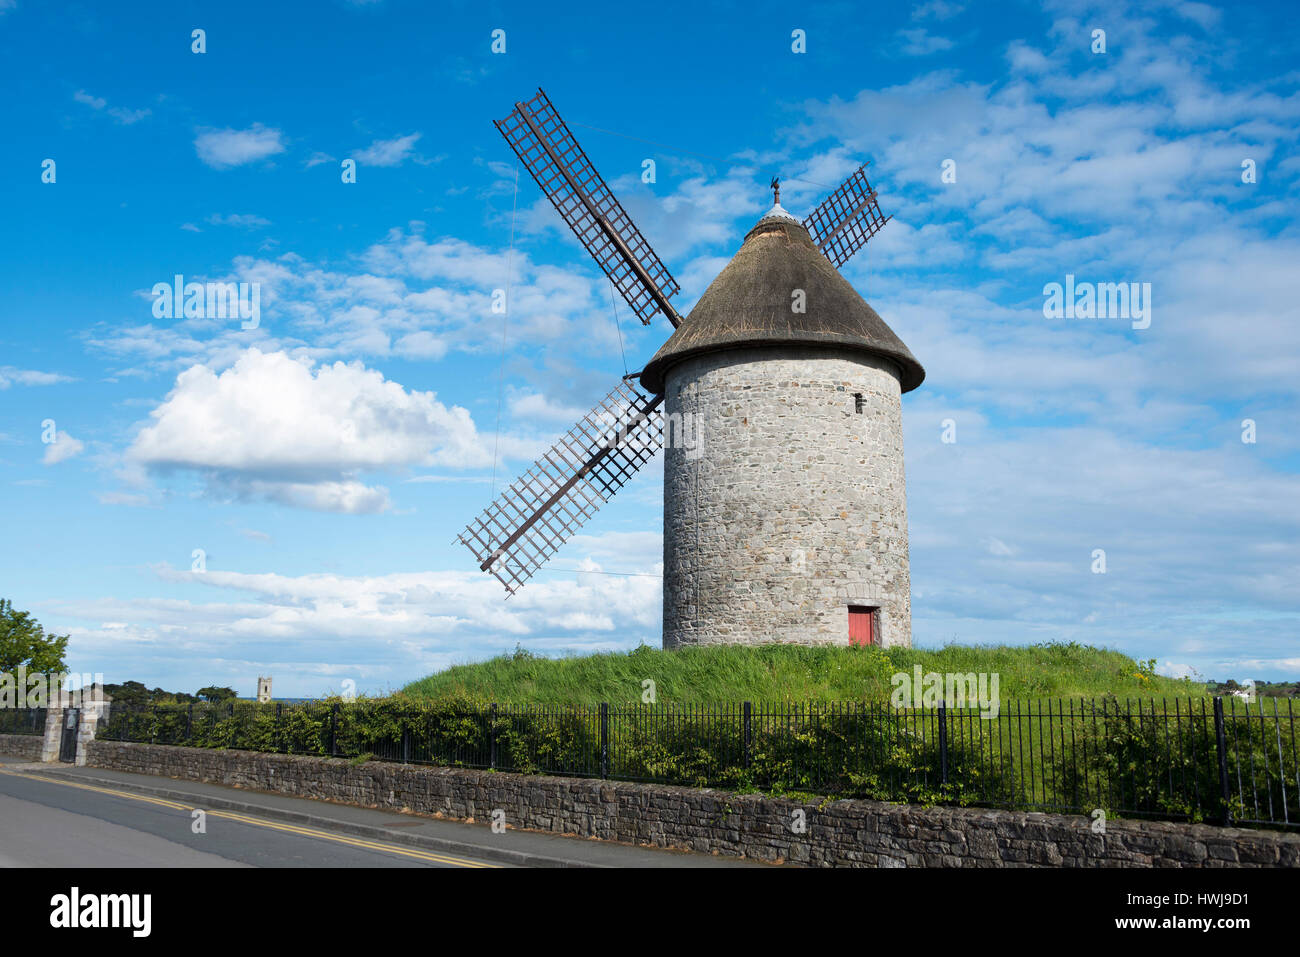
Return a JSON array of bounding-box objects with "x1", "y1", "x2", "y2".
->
[{"x1": 459, "y1": 89, "x2": 925, "y2": 649}]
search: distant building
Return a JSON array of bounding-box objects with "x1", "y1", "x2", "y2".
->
[{"x1": 256, "y1": 676, "x2": 272, "y2": 703}]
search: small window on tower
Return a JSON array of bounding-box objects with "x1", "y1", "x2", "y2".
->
[{"x1": 853, "y1": 393, "x2": 865, "y2": 414}]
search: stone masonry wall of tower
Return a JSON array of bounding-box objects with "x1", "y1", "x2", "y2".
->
[{"x1": 662, "y1": 345, "x2": 912, "y2": 649}]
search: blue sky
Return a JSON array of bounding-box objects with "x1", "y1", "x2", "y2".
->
[{"x1": 1, "y1": 0, "x2": 1297, "y2": 697}]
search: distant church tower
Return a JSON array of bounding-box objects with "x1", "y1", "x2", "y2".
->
[{"x1": 641, "y1": 201, "x2": 925, "y2": 650}]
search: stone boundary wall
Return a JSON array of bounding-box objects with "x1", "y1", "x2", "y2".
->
[
  {"x1": 0, "y1": 733, "x2": 45, "y2": 761},
  {"x1": 85, "y1": 741, "x2": 1300, "y2": 867}
]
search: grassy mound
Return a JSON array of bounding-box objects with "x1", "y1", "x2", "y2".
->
[{"x1": 402, "y1": 642, "x2": 1203, "y2": 706}]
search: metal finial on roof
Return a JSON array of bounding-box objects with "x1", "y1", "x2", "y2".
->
[
  {"x1": 770, "y1": 176, "x2": 781, "y2": 205},
  {"x1": 756, "y1": 199, "x2": 800, "y2": 226}
]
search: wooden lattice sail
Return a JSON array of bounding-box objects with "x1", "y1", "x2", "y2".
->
[
  {"x1": 802, "y1": 163, "x2": 891, "y2": 268},
  {"x1": 459, "y1": 382, "x2": 663, "y2": 595},
  {"x1": 496, "y1": 88, "x2": 682, "y2": 327}
]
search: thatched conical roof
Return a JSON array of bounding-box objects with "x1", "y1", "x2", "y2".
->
[{"x1": 640, "y1": 207, "x2": 924, "y2": 394}]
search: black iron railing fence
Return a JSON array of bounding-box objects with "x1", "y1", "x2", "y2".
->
[
  {"x1": 93, "y1": 696, "x2": 1299, "y2": 830},
  {"x1": 0, "y1": 707, "x2": 47, "y2": 736}
]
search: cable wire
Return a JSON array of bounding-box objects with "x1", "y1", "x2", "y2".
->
[
  {"x1": 607, "y1": 276, "x2": 628, "y2": 375},
  {"x1": 490, "y1": 166, "x2": 520, "y2": 499}
]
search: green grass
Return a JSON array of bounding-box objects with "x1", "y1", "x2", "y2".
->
[{"x1": 401, "y1": 641, "x2": 1205, "y2": 706}]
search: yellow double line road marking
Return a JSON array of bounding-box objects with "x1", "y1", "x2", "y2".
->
[{"x1": 0, "y1": 768, "x2": 498, "y2": 868}]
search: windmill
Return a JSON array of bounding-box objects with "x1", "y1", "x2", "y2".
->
[{"x1": 459, "y1": 88, "x2": 924, "y2": 650}]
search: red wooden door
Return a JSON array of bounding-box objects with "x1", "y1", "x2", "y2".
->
[{"x1": 848, "y1": 606, "x2": 875, "y2": 646}]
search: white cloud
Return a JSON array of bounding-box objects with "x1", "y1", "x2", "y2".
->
[
  {"x1": 87, "y1": 226, "x2": 642, "y2": 377},
  {"x1": 1005, "y1": 39, "x2": 1053, "y2": 75},
  {"x1": 793, "y1": 41, "x2": 1300, "y2": 416},
  {"x1": 207, "y1": 213, "x2": 271, "y2": 228},
  {"x1": 912, "y1": 0, "x2": 963, "y2": 19},
  {"x1": 1157, "y1": 662, "x2": 1200, "y2": 679},
  {"x1": 352, "y1": 133, "x2": 422, "y2": 167},
  {"x1": 109, "y1": 106, "x2": 151, "y2": 125},
  {"x1": 985, "y1": 537, "x2": 1015, "y2": 557},
  {"x1": 125, "y1": 348, "x2": 491, "y2": 512},
  {"x1": 42, "y1": 431, "x2": 84, "y2": 465},
  {"x1": 195, "y1": 124, "x2": 286, "y2": 169},
  {"x1": 51, "y1": 540, "x2": 663, "y2": 696},
  {"x1": 1173, "y1": 2, "x2": 1221, "y2": 30},
  {"x1": 508, "y1": 391, "x2": 588, "y2": 424},
  {"x1": 73, "y1": 89, "x2": 150, "y2": 124},
  {"x1": 73, "y1": 89, "x2": 105, "y2": 110},
  {"x1": 0, "y1": 367, "x2": 71, "y2": 388},
  {"x1": 904, "y1": 416, "x2": 1300, "y2": 675},
  {"x1": 895, "y1": 27, "x2": 955, "y2": 56},
  {"x1": 229, "y1": 477, "x2": 391, "y2": 513},
  {"x1": 393, "y1": 330, "x2": 447, "y2": 359}
]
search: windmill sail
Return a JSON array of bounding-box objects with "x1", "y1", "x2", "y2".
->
[
  {"x1": 802, "y1": 163, "x2": 892, "y2": 268},
  {"x1": 495, "y1": 88, "x2": 682, "y2": 327},
  {"x1": 459, "y1": 381, "x2": 664, "y2": 595}
]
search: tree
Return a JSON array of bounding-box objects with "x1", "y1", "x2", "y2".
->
[
  {"x1": 102, "y1": 682, "x2": 199, "y2": 706},
  {"x1": 0, "y1": 598, "x2": 69, "y2": 674},
  {"x1": 103, "y1": 681, "x2": 151, "y2": 709},
  {"x1": 196, "y1": 686, "x2": 238, "y2": 703}
]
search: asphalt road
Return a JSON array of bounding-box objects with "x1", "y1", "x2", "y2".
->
[
  {"x1": 0, "y1": 768, "x2": 502, "y2": 868},
  {"x1": 0, "y1": 756, "x2": 763, "y2": 867}
]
